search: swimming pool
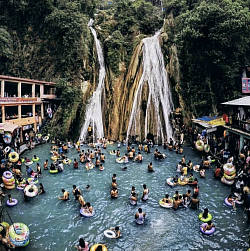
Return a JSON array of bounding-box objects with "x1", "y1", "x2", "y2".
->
[{"x1": 4, "y1": 143, "x2": 250, "y2": 251}]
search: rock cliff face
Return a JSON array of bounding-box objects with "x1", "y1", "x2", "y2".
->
[
  {"x1": 103, "y1": 40, "x2": 144, "y2": 140},
  {"x1": 85, "y1": 29, "x2": 183, "y2": 141}
]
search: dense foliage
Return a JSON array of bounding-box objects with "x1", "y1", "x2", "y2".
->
[
  {"x1": 163, "y1": 0, "x2": 250, "y2": 116},
  {"x1": 95, "y1": 0, "x2": 163, "y2": 74}
]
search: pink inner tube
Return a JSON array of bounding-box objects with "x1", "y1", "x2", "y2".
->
[
  {"x1": 224, "y1": 198, "x2": 233, "y2": 207},
  {"x1": 200, "y1": 223, "x2": 215, "y2": 235},
  {"x1": 17, "y1": 185, "x2": 25, "y2": 190},
  {"x1": 3, "y1": 171, "x2": 13, "y2": 179},
  {"x1": 6, "y1": 198, "x2": 18, "y2": 206}
]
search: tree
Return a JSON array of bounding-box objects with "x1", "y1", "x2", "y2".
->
[
  {"x1": 173, "y1": 0, "x2": 250, "y2": 115},
  {"x1": 0, "y1": 28, "x2": 12, "y2": 59}
]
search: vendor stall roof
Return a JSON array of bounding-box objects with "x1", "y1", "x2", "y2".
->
[
  {"x1": 221, "y1": 96, "x2": 250, "y2": 106},
  {"x1": 0, "y1": 123, "x2": 20, "y2": 132}
]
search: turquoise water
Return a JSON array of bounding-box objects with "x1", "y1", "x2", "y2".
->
[{"x1": 4, "y1": 143, "x2": 250, "y2": 251}]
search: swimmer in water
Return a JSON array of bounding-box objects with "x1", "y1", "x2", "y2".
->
[
  {"x1": 135, "y1": 208, "x2": 146, "y2": 224},
  {"x1": 58, "y1": 189, "x2": 69, "y2": 201},
  {"x1": 202, "y1": 220, "x2": 215, "y2": 232},
  {"x1": 141, "y1": 184, "x2": 149, "y2": 201},
  {"x1": 148, "y1": 162, "x2": 155, "y2": 172},
  {"x1": 109, "y1": 226, "x2": 121, "y2": 238}
]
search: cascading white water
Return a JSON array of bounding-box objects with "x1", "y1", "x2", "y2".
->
[
  {"x1": 79, "y1": 19, "x2": 106, "y2": 142},
  {"x1": 126, "y1": 30, "x2": 174, "y2": 144}
]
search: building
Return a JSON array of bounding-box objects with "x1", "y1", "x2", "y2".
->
[
  {"x1": 221, "y1": 96, "x2": 250, "y2": 153},
  {"x1": 0, "y1": 75, "x2": 57, "y2": 143}
]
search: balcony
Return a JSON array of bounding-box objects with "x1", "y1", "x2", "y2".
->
[
  {"x1": 0, "y1": 97, "x2": 40, "y2": 105},
  {"x1": 226, "y1": 117, "x2": 250, "y2": 135}
]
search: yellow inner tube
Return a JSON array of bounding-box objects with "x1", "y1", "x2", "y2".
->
[
  {"x1": 90, "y1": 244, "x2": 108, "y2": 251},
  {"x1": 9, "y1": 223, "x2": 29, "y2": 241},
  {"x1": 8, "y1": 152, "x2": 19, "y2": 163}
]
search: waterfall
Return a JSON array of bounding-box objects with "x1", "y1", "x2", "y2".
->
[
  {"x1": 79, "y1": 19, "x2": 106, "y2": 142},
  {"x1": 126, "y1": 30, "x2": 174, "y2": 144}
]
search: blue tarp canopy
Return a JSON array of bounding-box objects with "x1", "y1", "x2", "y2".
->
[{"x1": 196, "y1": 116, "x2": 217, "y2": 121}]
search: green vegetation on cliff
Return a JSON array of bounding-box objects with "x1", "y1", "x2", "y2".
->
[{"x1": 163, "y1": 0, "x2": 250, "y2": 117}]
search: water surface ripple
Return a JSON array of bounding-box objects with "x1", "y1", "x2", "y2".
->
[{"x1": 4, "y1": 144, "x2": 249, "y2": 250}]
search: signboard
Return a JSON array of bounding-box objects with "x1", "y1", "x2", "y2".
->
[
  {"x1": 206, "y1": 127, "x2": 217, "y2": 133},
  {"x1": 242, "y1": 78, "x2": 250, "y2": 93},
  {"x1": 0, "y1": 97, "x2": 37, "y2": 103}
]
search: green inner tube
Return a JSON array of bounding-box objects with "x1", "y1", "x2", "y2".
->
[{"x1": 198, "y1": 213, "x2": 212, "y2": 222}]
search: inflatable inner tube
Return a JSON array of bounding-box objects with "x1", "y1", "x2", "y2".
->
[
  {"x1": 50, "y1": 169, "x2": 58, "y2": 174},
  {"x1": 221, "y1": 176, "x2": 235, "y2": 185},
  {"x1": 110, "y1": 151, "x2": 116, "y2": 156},
  {"x1": 224, "y1": 198, "x2": 234, "y2": 207},
  {"x1": 3, "y1": 171, "x2": 13, "y2": 179},
  {"x1": 85, "y1": 163, "x2": 94, "y2": 170},
  {"x1": 7, "y1": 198, "x2": 18, "y2": 206},
  {"x1": 204, "y1": 144, "x2": 210, "y2": 153},
  {"x1": 198, "y1": 213, "x2": 212, "y2": 222},
  {"x1": 3, "y1": 146, "x2": 11, "y2": 155},
  {"x1": 24, "y1": 185, "x2": 38, "y2": 197},
  {"x1": 27, "y1": 177, "x2": 38, "y2": 184},
  {"x1": 90, "y1": 244, "x2": 108, "y2": 251},
  {"x1": 116, "y1": 158, "x2": 124, "y2": 164},
  {"x1": 200, "y1": 223, "x2": 215, "y2": 235},
  {"x1": 25, "y1": 161, "x2": 33, "y2": 166},
  {"x1": 178, "y1": 178, "x2": 188, "y2": 186},
  {"x1": 80, "y1": 208, "x2": 95, "y2": 217},
  {"x1": 195, "y1": 140, "x2": 204, "y2": 151},
  {"x1": 224, "y1": 173, "x2": 236, "y2": 180},
  {"x1": 104, "y1": 229, "x2": 116, "y2": 238},
  {"x1": 193, "y1": 165, "x2": 200, "y2": 172},
  {"x1": 63, "y1": 159, "x2": 72, "y2": 164},
  {"x1": 8, "y1": 152, "x2": 19, "y2": 163},
  {"x1": 9, "y1": 223, "x2": 29, "y2": 247},
  {"x1": 166, "y1": 178, "x2": 175, "y2": 187},
  {"x1": 159, "y1": 199, "x2": 173, "y2": 208},
  {"x1": 32, "y1": 157, "x2": 39, "y2": 162},
  {"x1": 223, "y1": 163, "x2": 236, "y2": 175}
]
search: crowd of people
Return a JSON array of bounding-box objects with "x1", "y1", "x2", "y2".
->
[{"x1": 1, "y1": 121, "x2": 250, "y2": 249}]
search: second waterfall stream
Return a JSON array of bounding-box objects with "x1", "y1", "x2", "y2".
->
[{"x1": 126, "y1": 30, "x2": 174, "y2": 143}]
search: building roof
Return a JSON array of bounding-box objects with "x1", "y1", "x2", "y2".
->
[
  {"x1": 0, "y1": 75, "x2": 55, "y2": 86},
  {"x1": 221, "y1": 96, "x2": 250, "y2": 106},
  {"x1": 0, "y1": 122, "x2": 20, "y2": 132}
]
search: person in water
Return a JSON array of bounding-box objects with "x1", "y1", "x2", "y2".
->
[
  {"x1": 109, "y1": 226, "x2": 121, "y2": 239},
  {"x1": 188, "y1": 193, "x2": 199, "y2": 209},
  {"x1": 7, "y1": 194, "x2": 12, "y2": 203},
  {"x1": 78, "y1": 195, "x2": 86, "y2": 208},
  {"x1": 201, "y1": 208, "x2": 209, "y2": 219},
  {"x1": 72, "y1": 185, "x2": 81, "y2": 200},
  {"x1": 162, "y1": 194, "x2": 173, "y2": 204},
  {"x1": 130, "y1": 192, "x2": 138, "y2": 205},
  {"x1": 43, "y1": 159, "x2": 48, "y2": 170},
  {"x1": 75, "y1": 237, "x2": 89, "y2": 251},
  {"x1": 38, "y1": 183, "x2": 45, "y2": 195},
  {"x1": 135, "y1": 208, "x2": 146, "y2": 224},
  {"x1": 142, "y1": 184, "x2": 149, "y2": 201},
  {"x1": 202, "y1": 220, "x2": 215, "y2": 232},
  {"x1": 148, "y1": 162, "x2": 155, "y2": 172},
  {"x1": 110, "y1": 187, "x2": 118, "y2": 198},
  {"x1": 58, "y1": 189, "x2": 69, "y2": 200},
  {"x1": 85, "y1": 202, "x2": 93, "y2": 214}
]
